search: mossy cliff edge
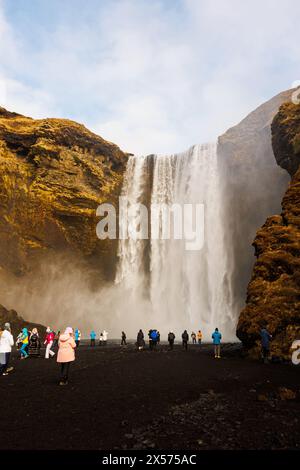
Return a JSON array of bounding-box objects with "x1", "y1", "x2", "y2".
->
[
  {"x1": 0, "y1": 107, "x2": 128, "y2": 279},
  {"x1": 237, "y1": 102, "x2": 300, "y2": 358}
]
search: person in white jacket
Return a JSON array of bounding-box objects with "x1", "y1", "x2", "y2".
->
[
  {"x1": 102, "y1": 330, "x2": 108, "y2": 346},
  {"x1": 0, "y1": 323, "x2": 14, "y2": 375}
]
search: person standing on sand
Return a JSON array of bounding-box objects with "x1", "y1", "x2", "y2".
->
[
  {"x1": 149, "y1": 329, "x2": 158, "y2": 350},
  {"x1": 137, "y1": 329, "x2": 145, "y2": 350},
  {"x1": 99, "y1": 332, "x2": 104, "y2": 346},
  {"x1": 54, "y1": 330, "x2": 60, "y2": 349},
  {"x1": 197, "y1": 330, "x2": 203, "y2": 345},
  {"x1": 29, "y1": 328, "x2": 41, "y2": 357},
  {"x1": 157, "y1": 331, "x2": 161, "y2": 345},
  {"x1": 182, "y1": 330, "x2": 189, "y2": 350},
  {"x1": 103, "y1": 330, "x2": 108, "y2": 346},
  {"x1": 90, "y1": 330, "x2": 96, "y2": 347},
  {"x1": 20, "y1": 327, "x2": 29, "y2": 359},
  {"x1": 74, "y1": 329, "x2": 81, "y2": 348},
  {"x1": 16, "y1": 330, "x2": 23, "y2": 350},
  {"x1": 260, "y1": 326, "x2": 272, "y2": 363},
  {"x1": 191, "y1": 332, "x2": 196, "y2": 344},
  {"x1": 212, "y1": 328, "x2": 222, "y2": 358},
  {"x1": 57, "y1": 327, "x2": 76, "y2": 386},
  {"x1": 168, "y1": 331, "x2": 175, "y2": 350},
  {"x1": 0, "y1": 323, "x2": 14, "y2": 375},
  {"x1": 44, "y1": 327, "x2": 55, "y2": 359},
  {"x1": 121, "y1": 331, "x2": 127, "y2": 346}
]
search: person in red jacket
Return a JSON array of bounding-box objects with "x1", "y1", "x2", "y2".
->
[{"x1": 44, "y1": 327, "x2": 55, "y2": 359}]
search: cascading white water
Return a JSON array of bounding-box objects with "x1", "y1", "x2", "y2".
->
[
  {"x1": 116, "y1": 143, "x2": 236, "y2": 340},
  {"x1": 115, "y1": 154, "x2": 148, "y2": 294}
]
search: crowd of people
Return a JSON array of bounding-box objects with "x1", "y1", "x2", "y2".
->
[{"x1": 0, "y1": 322, "x2": 273, "y2": 385}]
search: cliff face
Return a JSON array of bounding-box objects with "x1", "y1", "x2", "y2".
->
[
  {"x1": 0, "y1": 107, "x2": 128, "y2": 279},
  {"x1": 0, "y1": 303, "x2": 46, "y2": 336},
  {"x1": 217, "y1": 90, "x2": 292, "y2": 319},
  {"x1": 237, "y1": 101, "x2": 300, "y2": 358}
]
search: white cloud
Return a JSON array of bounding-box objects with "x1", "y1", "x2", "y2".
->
[{"x1": 0, "y1": 0, "x2": 300, "y2": 154}]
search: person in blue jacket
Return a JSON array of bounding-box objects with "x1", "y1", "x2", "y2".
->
[
  {"x1": 212, "y1": 328, "x2": 222, "y2": 358},
  {"x1": 74, "y1": 329, "x2": 81, "y2": 348},
  {"x1": 149, "y1": 329, "x2": 158, "y2": 350},
  {"x1": 260, "y1": 327, "x2": 272, "y2": 363},
  {"x1": 90, "y1": 330, "x2": 96, "y2": 347}
]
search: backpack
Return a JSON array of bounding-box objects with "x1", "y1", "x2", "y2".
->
[{"x1": 150, "y1": 330, "x2": 158, "y2": 341}]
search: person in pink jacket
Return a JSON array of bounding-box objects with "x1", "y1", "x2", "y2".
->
[{"x1": 57, "y1": 327, "x2": 76, "y2": 385}]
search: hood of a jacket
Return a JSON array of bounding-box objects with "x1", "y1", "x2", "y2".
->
[{"x1": 59, "y1": 333, "x2": 71, "y2": 342}]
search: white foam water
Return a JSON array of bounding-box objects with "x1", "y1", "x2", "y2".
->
[{"x1": 115, "y1": 143, "x2": 236, "y2": 340}]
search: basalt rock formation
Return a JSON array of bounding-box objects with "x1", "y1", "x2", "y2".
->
[
  {"x1": 0, "y1": 107, "x2": 128, "y2": 279},
  {"x1": 0, "y1": 303, "x2": 46, "y2": 336},
  {"x1": 218, "y1": 90, "x2": 292, "y2": 319},
  {"x1": 237, "y1": 101, "x2": 300, "y2": 359}
]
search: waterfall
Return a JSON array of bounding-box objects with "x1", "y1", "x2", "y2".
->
[{"x1": 115, "y1": 143, "x2": 236, "y2": 340}]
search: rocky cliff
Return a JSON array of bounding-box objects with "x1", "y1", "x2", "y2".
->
[
  {"x1": 218, "y1": 89, "x2": 292, "y2": 320},
  {"x1": 0, "y1": 107, "x2": 128, "y2": 329},
  {"x1": 0, "y1": 303, "x2": 46, "y2": 336},
  {"x1": 0, "y1": 107, "x2": 128, "y2": 278},
  {"x1": 237, "y1": 101, "x2": 300, "y2": 358}
]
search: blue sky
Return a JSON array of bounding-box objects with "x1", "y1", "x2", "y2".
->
[{"x1": 0, "y1": 0, "x2": 299, "y2": 154}]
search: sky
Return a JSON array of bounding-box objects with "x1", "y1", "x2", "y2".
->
[{"x1": 0, "y1": 0, "x2": 299, "y2": 155}]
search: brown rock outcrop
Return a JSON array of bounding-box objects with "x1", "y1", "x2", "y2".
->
[
  {"x1": 0, "y1": 303, "x2": 46, "y2": 336},
  {"x1": 218, "y1": 90, "x2": 292, "y2": 318},
  {"x1": 0, "y1": 107, "x2": 128, "y2": 279},
  {"x1": 237, "y1": 101, "x2": 300, "y2": 359}
]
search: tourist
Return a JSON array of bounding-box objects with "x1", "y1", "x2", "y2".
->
[
  {"x1": 149, "y1": 329, "x2": 159, "y2": 350},
  {"x1": 197, "y1": 330, "x2": 203, "y2": 345},
  {"x1": 57, "y1": 327, "x2": 76, "y2": 386},
  {"x1": 212, "y1": 328, "x2": 222, "y2": 358},
  {"x1": 182, "y1": 330, "x2": 189, "y2": 350},
  {"x1": 54, "y1": 330, "x2": 60, "y2": 349},
  {"x1": 0, "y1": 323, "x2": 14, "y2": 375},
  {"x1": 103, "y1": 330, "x2": 108, "y2": 346},
  {"x1": 260, "y1": 326, "x2": 272, "y2": 363},
  {"x1": 28, "y1": 328, "x2": 41, "y2": 357},
  {"x1": 137, "y1": 329, "x2": 145, "y2": 350},
  {"x1": 168, "y1": 331, "x2": 175, "y2": 350},
  {"x1": 90, "y1": 330, "x2": 96, "y2": 347},
  {"x1": 157, "y1": 331, "x2": 161, "y2": 344},
  {"x1": 191, "y1": 332, "x2": 196, "y2": 344},
  {"x1": 148, "y1": 329, "x2": 153, "y2": 349},
  {"x1": 44, "y1": 327, "x2": 55, "y2": 359},
  {"x1": 121, "y1": 331, "x2": 127, "y2": 346},
  {"x1": 16, "y1": 330, "x2": 23, "y2": 350},
  {"x1": 99, "y1": 332, "x2": 104, "y2": 346},
  {"x1": 75, "y1": 328, "x2": 81, "y2": 348},
  {"x1": 20, "y1": 327, "x2": 29, "y2": 359}
]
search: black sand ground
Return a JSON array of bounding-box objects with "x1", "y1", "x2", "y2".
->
[{"x1": 1, "y1": 342, "x2": 299, "y2": 450}]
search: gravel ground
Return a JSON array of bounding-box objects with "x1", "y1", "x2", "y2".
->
[{"x1": 0, "y1": 342, "x2": 299, "y2": 450}]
